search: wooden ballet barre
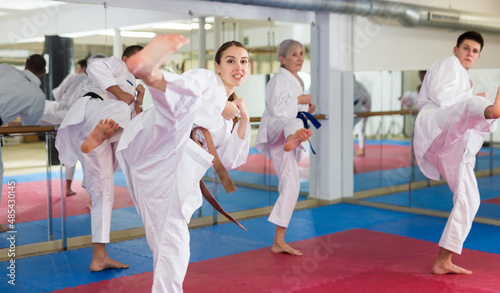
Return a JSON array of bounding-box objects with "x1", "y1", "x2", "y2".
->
[
  {"x1": 0, "y1": 125, "x2": 56, "y2": 135},
  {"x1": 355, "y1": 109, "x2": 418, "y2": 118},
  {"x1": 250, "y1": 114, "x2": 328, "y2": 123}
]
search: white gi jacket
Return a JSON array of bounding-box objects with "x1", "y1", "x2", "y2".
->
[
  {"x1": 0, "y1": 64, "x2": 45, "y2": 202},
  {"x1": 414, "y1": 55, "x2": 497, "y2": 188},
  {"x1": 255, "y1": 67, "x2": 308, "y2": 161},
  {"x1": 0, "y1": 64, "x2": 45, "y2": 126},
  {"x1": 41, "y1": 72, "x2": 89, "y2": 124},
  {"x1": 117, "y1": 68, "x2": 251, "y2": 222},
  {"x1": 56, "y1": 56, "x2": 136, "y2": 168}
]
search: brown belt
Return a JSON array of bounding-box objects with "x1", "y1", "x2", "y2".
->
[{"x1": 190, "y1": 127, "x2": 247, "y2": 231}]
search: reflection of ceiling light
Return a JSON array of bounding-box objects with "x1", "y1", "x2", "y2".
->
[
  {"x1": 100, "y1": 30, "x2": 156, "y2": 38},
  {"x1": 0, "y1": 0, "x2": 65, "y2": 10},
  {"x1": 0, "y1": 49, "x2": 30, "y2": 58},
  {"x1": 153, "y1": 23, "x2": 213, "y2": 30}
]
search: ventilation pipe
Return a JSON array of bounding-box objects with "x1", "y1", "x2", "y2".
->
[{"x1": 201, "y1": 0, "x2": 500, "y2": 33}]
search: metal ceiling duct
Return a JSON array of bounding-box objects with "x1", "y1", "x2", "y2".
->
[{"x1": 201, "y1": 0, "x2": 500, "y2": 33}]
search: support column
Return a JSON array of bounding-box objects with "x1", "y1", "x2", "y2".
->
[
  {"x1": 113, "y1": 28, "x2": 122, "y2": 58},
  {"x1": 198, "y1": 17, "x2": 207, "y2": 68},
  {"x1": 310, "y1": 12, "x2": 354, "y2": 201}
]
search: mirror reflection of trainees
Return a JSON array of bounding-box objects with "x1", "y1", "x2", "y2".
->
[
  {"x1": 399, "y1": 70, "x2": 426, "y2": 109},
  {"x1": 0, "y1": 54, "x2": 46, "y2": 233},
  {"x1": 55, "y1": 46, "x2": 145, "y2": 273},
  {"x1": 414, "y1": 31, "x2": 500, "y2": 275},
  {"x1": 40, "y1": 58, "x2": 98, "y2": 197},
  {"x1": 109, "y1": 35, "x2": 250, "y2": 292},
  {"x1": 353, "y1": 77, "x2": 371, "y2": 157},
  {"x1": 256, "y1": 39, "x2": 317, "y2": 256}
]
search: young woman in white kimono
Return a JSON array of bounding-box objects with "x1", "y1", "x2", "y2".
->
[
  {"x1": 414, "y1": 31, "x2": 500, "y2": 275},
  {"x1": 55, "y1": 46, "x2": 145, "y2": 272},
  {"x1": 255, "y1": 39, "x2": 316, "y2": 256},
  {"x1": 80, "y1": 34, "x2": 251, "y2": 292}
]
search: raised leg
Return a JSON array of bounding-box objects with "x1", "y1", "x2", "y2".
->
[
  {"x1": 81, "y1": 119, "x2": 119, "y2": 154},
  {"x1": 283, "y1": 128, "x2": 313, "y2": 152},
  {"x1": 126, "y1": 34, "x2": 189, "y2": 91}
]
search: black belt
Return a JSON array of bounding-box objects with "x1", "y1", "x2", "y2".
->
[{"x1": 85, "y1": 92, "x2": 104, "y2": 101}]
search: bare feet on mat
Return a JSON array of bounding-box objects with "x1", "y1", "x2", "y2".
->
[
  {"x1": 0, "y1": 225, "x2": 11, "y2": 232},
  {"x1": 356, "y1": 148, "x2": 365, "y2": 156},
  {"x1": 90, "y1": 255, "x2": 129, "y2": 272},
  {"x1": 432, "y1": 248, "x2": 472, "y2": 275},
  {"x1": 284, "y1": 128, "x2": 313, "y2": 152},
  {"x1": 271, "y1": 241, "x2": 303, "y2": 256},
  {"x1": 66, "y1": 189, "x2": 76, "y2": 196},
  {"x1": 127, "y1": 34, "x2": 189, "y2": 90},
  {"x1": 81, "y1": 119, "x2": 119, "y2": 154},
  {"x1": 87, "y1": 199, "x2": 92, "y2": 210},
  {"x1": 432, "y1": 260, "x2": 472, "y2": 275}
]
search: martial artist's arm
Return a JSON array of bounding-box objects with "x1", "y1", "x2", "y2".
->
[
  {"x1": 232, "y1": 98, "x2": 250, "y2": 140},
  {"x1": 217, "y1": 120, "x2": 251, "y2": 170},
  {"x1": 134, "y1": 84, "x2": 145, "y2": 114},
  {"x1": 105, "y1": 85, "x2": 134, "y2": 104}
]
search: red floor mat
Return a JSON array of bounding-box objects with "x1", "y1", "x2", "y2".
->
[
  {"x1": 0, "y1": 180, "x2": 134, "y2": 223},
  {"x1": 482, "y1": 197, "x2": 500, "y2": 205},
  {"x1": 51, "y1": 229, "x2": 500, "y2": 293}
]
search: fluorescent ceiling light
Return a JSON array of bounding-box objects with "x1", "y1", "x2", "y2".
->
[
  {"x1": 153, "y1": 23, "x2": 213, "y2": 30},
  {"x1": 0, "y1": 49, "x2": 30, "y2": 58},
  {"x1": 62, "y1": 30, "x2": 156, "y2": 39},
  {"x1": 0, "y1": 0, "x2": 65, "y2": 10}
]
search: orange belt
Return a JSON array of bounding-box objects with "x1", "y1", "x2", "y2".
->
[{"x1": 190, "y1": 127, "x2": 247, "y2": 231}]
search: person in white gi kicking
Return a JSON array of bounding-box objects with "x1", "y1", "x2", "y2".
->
[
  {"x1": 56, "y1": 46, "x2": 145, "y2": 272},
  {"x1": 255, "y1": 39, "x2": 317, "y2": 256},
  {"x1": 414, "y1": 30, "x2": 500, "y2": 275},
  {"x1": 81, "y1": 34, "x2": 251, "y2": 292}
]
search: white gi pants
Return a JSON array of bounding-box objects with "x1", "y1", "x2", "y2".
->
[
  {"x1": 354, "y1": 117, "x2": 367, "y2": 149},
  {"x1": 82, "y1": 142, "x2": 119, "y2": 243},
  {"x1": 439, "y1": 160, "x2": 479, "y2": 254},
  {"x1": 267, "y1": 118, "x2": 303, "y2": 228}
]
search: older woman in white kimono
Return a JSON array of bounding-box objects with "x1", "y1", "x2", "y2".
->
[
  {"x1": 414, "y1": 31, "x2": 500, "y2": 275},
  {"x1": 255, "y1": 39, "x2": 316, "y2": 256},
  {"x1": 55, "y1": 46, "x2": 145, "y2": 272},
  {"x1": 89, "y1": 35, "x2": 251, "y2": 292}
]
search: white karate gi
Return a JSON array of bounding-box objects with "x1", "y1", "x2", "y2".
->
[
  {"x1": 255, "y1": 67, "x2": 309, "y2": 228},
  {"x1": 353, "y1": 80, "x2": 371, "y2": 150},
  {"x1": 0, "y1": 64, "x2": 45, "y2": 201},
  {"x1": 55, "y1": 56, "x2": 136, "y2": 243},
  {"x1": 41, "y1": 72, "x2": 90, "y2": 181},
  {"x1": 40, "y1": 72, "x2": 89, "y2": 125},
  {"x1": 414, "y1": 55, "x2": 497, "y2": 254},
  {"x1": 116, "y1": 68, "x2": 250, "y2": 293}
]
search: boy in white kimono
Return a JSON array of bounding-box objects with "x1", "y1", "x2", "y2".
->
[
  {"x1": 255, "y1": 39, "x2": 316, "y2": 256},
  {"x1": 41, "y1": 58, "x2": 90, "y2": 196},
  {"x1": 414, "y1": 31, "x2": 500, "y2": 274},
  {"x1": 353, "y1": 78, "x2": 371, "y2": 156},
  {"x1": 55, "y1": 46, "x2": 145, "y2": 272},
  {"x1": 84, "y1": 34, "x2": 251, "y2": 292},
  {"x1": 0, "y1": 54, "x2": 46, "y2": 232}
]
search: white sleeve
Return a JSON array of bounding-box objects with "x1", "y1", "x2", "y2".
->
[
  {"x1": 86, "y1": 57, "x2": 122, "y2": 91},
  {"x1": 266, "y1": 74, "x2": 299, "y2": 118},
  {"x1": 217, "y1": 121, "x2": 251, "y2": 169}
]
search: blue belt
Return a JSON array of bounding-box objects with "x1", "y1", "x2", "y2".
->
[{"x1": 296, "y1": 111, "x2": 321, "y2": 154}]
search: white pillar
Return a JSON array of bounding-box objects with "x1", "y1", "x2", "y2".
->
[
  {"x1": 113, "y1": 28, "x2": 122, "y2": 58},
  {"x1": 213, "y1": 17, "x2": 223, "y2": 53},
  {"x1": 310, "y1": 12, "x2": 354, "y2": 201},
  {"x1": 198, "y1": 17, "x2": 206, "y2": 68}
]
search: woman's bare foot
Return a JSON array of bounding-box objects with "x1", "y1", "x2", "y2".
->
[
  {"x1": 90, "y1": 254, "x2": 129, "y2": 272},
  {"x1": 66, "y1": 189, "x2": 76, "y2": 196},
  {"x1": 127, "y1": 34, "x2": 189, "y2": 90},
  {"x1": 271, "y1": 241, "x2": 303, "y2": 256},
  {"x1": 81, "y1": 119, "x2": 119, "y2": 154},
  {"x1": 284, "y1": 128, "x2": 313, "y2": 151},
  {"x1": 432, "y1": 247, "x2": 472, "y2": 275},
  {"x1": 432, "y1": 260, "x2": 472, "y2": 275},
  {"x1": 90, "y1": 243, "x2": 129, "y2": 272}
]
